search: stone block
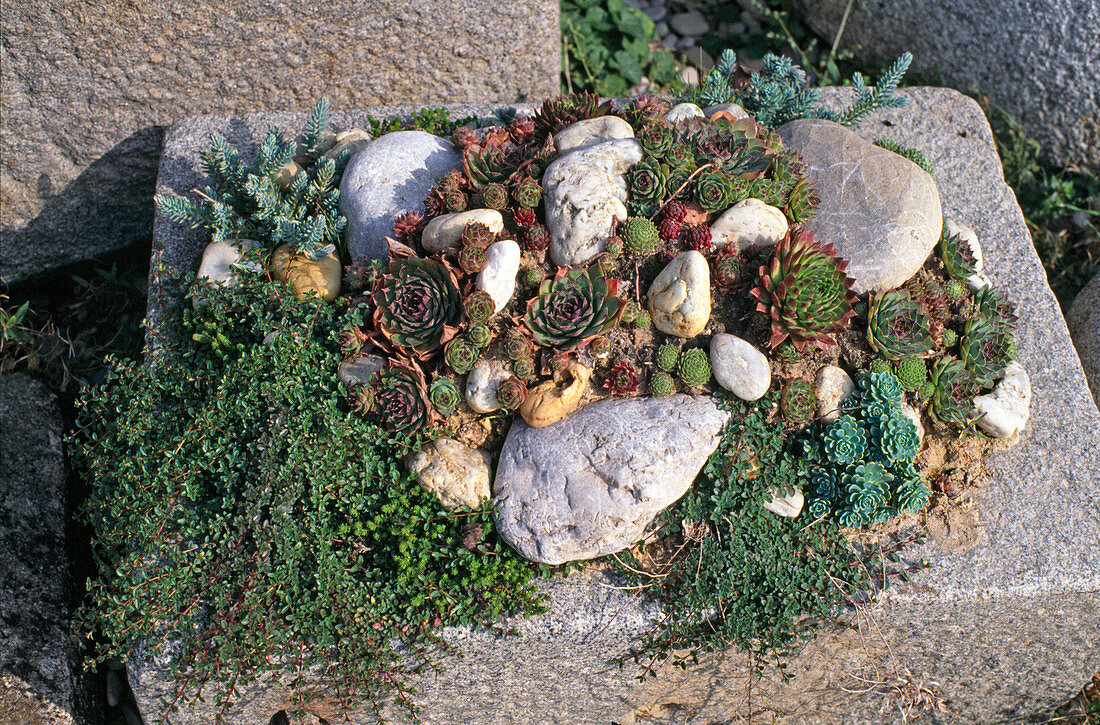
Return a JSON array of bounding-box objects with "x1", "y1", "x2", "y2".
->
[
  {"x1": 134, "y1": 89, "x2": 1100, "y2": 723},
  {"x1": 0, "y1": 374, "x2": 98, "y2": 724},
  {"x1": 1, "y1": 0, "x2": 560, "y2": 284},
  {"x1": 797, "y1": 0, "x2": 1100, "y2": 167},
  {"x1": 1067, "y1": 272, "x2": 1100, "y2": 407}
]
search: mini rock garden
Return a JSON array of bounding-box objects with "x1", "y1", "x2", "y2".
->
[{"x1": 74, "y1": 52, "x2": 1032, "y2": 722}]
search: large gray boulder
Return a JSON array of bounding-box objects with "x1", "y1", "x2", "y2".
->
[
  {"x1": 1067, "y1": 272, "x2": 1100, "y2": 406},
  {"x1": 493, "y1": 395, "x2": 729, "y2": 565},
  {"x1": 0, "y1": 375, "x2": 98, "y2": 724},
  {"x1": 0, "y1": 0, "x2": 560, "y2": 284},
  {"x1": 135, "y1": 88, "x2": 1100, "y2": 724},
  {"x1": 778, "y1": 118, "x2": 943, "y2": 293},
  {"x1": 798, "y1": 0, "x2": 1100, "y2": 166}
]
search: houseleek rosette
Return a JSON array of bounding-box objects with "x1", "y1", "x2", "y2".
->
[
  {"x1": 371, "y1": 257, "x2": 460, "y2": 357},
  {"x1": 866, "y1": 289, "x2": 934, "y2": 361},
  {"x1": 524, "y1": 267, "x2": 623, "y2": 351},
  {"x1": 371, "y1": 363, "x2": 433, "y2": 433}
]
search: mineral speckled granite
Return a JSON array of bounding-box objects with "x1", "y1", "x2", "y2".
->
[
  {"x1": 137, "y1": 89, "x2": 1100, "y2": 724},
  {"x1": 1, "y1": 0, "x2": 559, "y2": 284}
]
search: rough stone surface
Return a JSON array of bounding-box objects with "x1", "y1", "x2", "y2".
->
[
  {"x1": 1, "y1": 1, "x2": 560, "y2": 284},
  {"x1": 0, "y1": 375, "x2": 97, "y2": 725},
  {"x1": 138, "y1": 89, "x2": 1100, "y2": 724},
  {"x1": 421, "y1": 209, "x2": 504, "y2": 253},
  {"x1": 703, "y1": 102, "x2": 750, "y2": 120},
  {"x1": 493, "y1": 395, "x2": 729, "y2": 565},
  {"x1": 341, "y1": 131, "x2": 461, "y2": 260},
  {"x1": 815, "y1": 364, "x2": 856, "y2": 423},
  {"x1": 971, "y1": 361, "x2": 1032, "y2": 438},
  {"x1": 543, "y1": 138, "x2": 644, "y2": 267},
  {"x1": 1067, "y1": 272, "x2": 1100, "y2": 406},
  {"x1": 337, "y1": 354, "x2": 384, "y2": 386},
  {"x1": 709, "y1": 197, "x2": 789, "y2": 250},
  {"x1": 406, "y1": 438, "x2": 492, "y2": 510},
  {"x1": 798, "y1": 0, "x2": 1100, "y2": 166},
  {"x1": 778, "y1": 118, "x2": 943, "y2": 293},
  {"x1": 946, "y1": 218, "x2": 989, "y2": 290},
  {"x1": 553, "y1": 116, "x2": 635, "y2": 155},
  {"x1": 709, "y1": 332, "x2": 771, "y2": 400},
  {"x1": 646, "y1": 250, "x2": 711, "y2": 338}
]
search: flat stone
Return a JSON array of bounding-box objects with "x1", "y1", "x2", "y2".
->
[
  {"x1": 139, "y1": 90, "x2": 1100, "y2": 724},
  {"x1": 709, "y1": 197, "x2": 788, "y2": 250},
  {"x1": 971, "y1": 361, "x2": 1032, "y2": 438},
  {"x1": 0, "y1": 375, "x2": 97, "y2": 725},
  {"x1": 421, "y1": 209, "x2": 504, "y2": 253},
  {"x1": 196, "y1": 239, "x2": 255, "y2": 286},
  {"x1": 1, "y1": 2, "x2": 560, "y2": 284},
  {"x1": 553, "y1": 116, "x2": 635, "y2": 155},
  {"x1": 543, "y1": 138, "x2": 643, "y2": 267},
  {"x1": 647, "y1": 250, "x2": 711, "y2": 338},
  {"x1": 1067, "y1": 272, "x2": 1100, "y2": 405},
  {"x1": 777, "y1": 118, "x2": 943, "y2": 293},
  {"x1": 709, "y1": 333, "x2": 771, "y2": 400},
  {"x1": 407, "y1": 438, "x2": 492, "y2": 510},
  {"x1": 493, "y1": 395, "x2": 729, "y2": 565},
  {"x1": 341, "y1": 131, "x2": 461, "y2": 260},
  {"x1": 336, "y1": 354, "x2": 384, "y2": 386}
]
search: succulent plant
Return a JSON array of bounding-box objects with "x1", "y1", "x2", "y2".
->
[
  {"x1": 619, "y1": 299, "x2": 642, "y2": 326},
  {"x1": 823, "y1": 415, "x2": 868, "y2": 465},
  {"x1": 479, "y1": 182, "x2": 509, "y2": 211},
  {"x1": 589, "y1": 335, "x2": 611, "y2": 357},
  {"x1": 684, "y1": 224, "x2": 712, "y2": 251},
  {"x1": 865, "y1": 289, "x2": 935, "y2": 361},
  {"x1": 503, "y1": 329, "x2": 534, "y2": 360},
  {"x1": 522, "y1": 224, "x2": 551, "y2": 252},
  {"x1": 467, "y1": 322, "x2": 491, "y2": 348},
  {"x1": 665, "y1": 168, "x2": 693, "y2": 200},
  {"x1": 641, "y1": 124, "x2": 675, "y2": 158},
  {"x1": 771, "y1": 148, "x2": 806, "y2": 186},
  {"x1": 605, "y1": 236, "x2": 624, "y2": 259},
  {"x1": 972, "y1": 287, "x2": 1018, "y2": 330},
  {"x1": 773, "y1": 340, "x2": 801, "y2": 363},
  {"x1": 534, "y1": 92, "x2": 612, "y2": 136},
  {"x1": 869, "y1": 358, "x2": 893, "y2": 375},
  {"x1": 678, "y1": 348, "x2": 712, "y2": 387},
  {"x1": 343, "y1": 257, "x2": 385, "y2": 294},
  {"x1": 872, "y1": 411, "x2": 921, "y2": 463},
  {"x1": 750, "y1": 231, "x2": 858, "y2": 351},
  {"x1": 916, "y1": 278, "x2": 951, "y2": 322},
  {"x1": 444, "y1": 336, "x2": 479, "y2": 375},
  {"x1": 917, "y1": 381, "x2": 935, "y2": 403},
  {"x1": 893, "y1": 465, "x2": 930, "y2": 513},
  {"x1": 620, "y1": 217, "x2": 660, "y2": 255},
  {"x1": 513, "y1": 207, "x2": 537, "y2": 227},
  {"x1": 429, "y1": 376, "x2": 461, "y2": 416},
  {"x1": 461, "y1": 222, "x2": 494, "y2": 249},
  {"x1": 941, "y1": 328, "x2": 958, "y2": 348},
  {"x1": 444, "y1": 189, "x2": 468, "y2": 213},
  {"x1": 507, "y1": 116, "x2": 536, "y2": 143},
  {"x1": 496, "y1": 376, "x2": 528, "y2": 410},
  {"x1": 524, "y1": 266, "x2": 623, "y2": 351},
  {"x1": 352, "y1": 383, "x2": 376, "y2": 416},
  {"x1": 784, "y1": 178, "x2": 819, "y2": 224},
  {"x1": 451, "y1": 125, "x2": 478, "y2": 150},
  {"x1": 944, "y1": 278, "x2": 966, "y2": 303},
  {"x1": 811, "y1": 467, "x2": 841, "y2": 502},
  {"x1": 928, "y1": 356, "x2": 979, "y2": 427},
  {"x1": 693, "y1": 170, "x2": 735, "y2": 213},
  {"x1": 664, "y1": 143, "x2": 694, "y2": 170},
  {"x1": 648, "y1": 370, "x2": 675, "y2": 397},
  {"x1": 628, "y1": 158, "x2": 668, "y2": 206},
  {"x1": 755, "y1": 178, "x2": 789, "y2": 208},
  {"x1": 371, "y1": 257, "x2": 461, "y2": 357},
  {"x1": 458, "y1": 245, "x2": 487, "y2": 275},
  {"x1": 594, "y1": 253, "x2": 616, "y2": 276},
  {"x1": 780, "y1": 379, "x2": 815, "y2": 423},
  {"x1": 841, "y1": 462, "x2": 893, "y2": 517},
  {"x1": 463, "y1": 290, "x2": 496, "y2": 324},
  {"x1": 604, "y1": 361, "x2": 640, "y2": 395},
  {"x1": 894, "y1": 357, "x2": 927, "y2": 391},
  {"x1": 663, "y1": 200, "x2": 688, "y2": 222},
  {"x1": 464, "y1": 145, "x2": 521, "y2": 189},
  {"x1": 524, "y1": 267, "x2": 544, "y2": 286},
  {"x1": 857, "y1": 371, "x2": 904, "y2": 408},
  {"x1": 939, "y1": 225, "x2": 978, "y2": 282},
  {"x1": 372, "y1": 364, "x2": 432, "y2": 433},
  {"x1": 960, "y1": 317, "x2": 1015, "y2": 387},
  {"x1": 632, "y1": 310, "x2": 652, "y2": 328},
  {"x1": 656, "y1": 343, "x2": 680, "y2": 372},
  {"x1": 512, "y1": 176, "x2": 542, "y2": 208},
  {"x1": 392, "y1": 211, "x2": 425, "y2": 241},
  {"x1": 658, "y1": 217, "x2": 682, "y2": 241},
  {"x1": 712, "y1": 248, "x2": 742, "y2": 288},
  {"x1": 512, "y1": 355, "x2": 536, "y2": 380}
]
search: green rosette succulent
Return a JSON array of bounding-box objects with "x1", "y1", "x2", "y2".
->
[
  {"x1": 664, "y1": 142, "x2": 694, "y2": 170},
  {"x1": 893, "y1": 463, "x2": 930, "y2": 513},
  {"x1": 665, "y1": 168, "x2": 693, "y2": 200},
  {"x1": 372, "y1": 363, "x2": 433, "y2": 433},
  {"x1": 512, "y1": 176, "x2": 542, "y2": 208},
  {"x1": 841, "y1": 462, "x2": 893, "y2": 515},
  {"x1": 677, "y1": 348, "x2": 712, "y2": 387},
  {"x1": 939, "y1": 225, "x2": 978, "y2": 282},
  {"x1": 641, "y1": 124, "x2": 675, "y2": 158},
  {"x1": 972, "y1": 287, "x2": 1018, "y2": 331},
  {"x1": 960, "y1": 317, "x2": 1015, "y2": 387},
  {"x1": 463, "y1": 290, "x2": 496, "y2": 324},
  {"x1": 533, "y1": 92, "x2": 613, "y2": 136},
  {"x1": 866, "y1": 289, "x2": 934, "y2": 361},
  {"x1": 429, "y1": 376, "x2": 461, "y2": 416},
  {"x1": 480, "y1": 182, "x2": 508, "y2": 210},
  {"x1": 872, "y1": 411, "x2": 921, "y2": 463},
  {"x1": 811, "y1": 467, "x2": 841, "y2": 501},
  {"x1": 822, "y1": 415, "x2": 867, "y2": 465},
  {"x1": 463, "y1": 145, "x2": 520, "y2": 189},
  {"x1": 513, "y1": 356, "x2": 536, "y2": 380},
  {"x1": 929, "y1": 356, "x2": 979, "y2": 427},
  {"x1": 784, "y1": 178, "x2": 819, "y2": 224},
  {"x1": 894, "y1": 357, "x2": 927, "y2": 391},
  {"x1": 648, "y1": 370, "x2": 675, "y2": 397},
  {"x1": 467, "y1": 322, "x2": 491, "y2": 349},
  {"x1": 750, "y1": 230, "x2": 858, "y2": 351},
  {"x1": 656, "y1": 343, "x2": 680, "y2": 372},
  {"x1": 780, "y1": 379, "x2": 815, "y2": 423},
  {"x1": 620, "y1": 217, "x2": 659, "y2": 255},
  {"x1": 496, "y1": 376, "x2": 528, "y2": 410},
  {"x1": 444, "y1": 336, "x2": 479, "y2": 375},
  {"x1": 692, "y1": 170, "x2": 735, "y2": 213},
  {"x1": 628, "y1": 158, "x2": 668, "y2": 206},
  {"x1": 503, "y1": 329, "x2": 534, "y2": 360},
  {"x1": 371, "y1": 257, "x2": 461, "y2": 357},
  {"x1": 524, "y1": 267, "x2": 623, "y2": 351}
]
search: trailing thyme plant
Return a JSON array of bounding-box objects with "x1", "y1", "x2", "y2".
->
[{"x1": 72, "y1": 270, "x2": 542, "y2": 721}]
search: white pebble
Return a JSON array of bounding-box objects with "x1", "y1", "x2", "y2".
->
[
  {"x1": 971, "y1": 362, "x2": 1031, "y2": 438},
  {"x1": 709, "y1": 333, "x2": 771, "y2": 400},
  {"x1": 421, "y1": 209, "x2": 504, "y2": 253},
  {"x1": 710, "y1": 198, "x2": 789, "y2": 250},
  {"x1": 476, "y1": 239, "x2": 521, "y2": 315},
  {"x1": 763, "y1": 488, "x2": 804, "y2": 517},
  {"x1": 465, "y1": 360, "x2": 511, "y2": 414},
  {"x1": 815, "y1": 365, "x2": 855, "y2": 423}
]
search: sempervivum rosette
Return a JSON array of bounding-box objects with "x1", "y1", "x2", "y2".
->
[
  {"x1": 866, "y1": 289, "x2": 934, "y2": 361},
  {"x1": 750, "y1": 231, "x2": 858, "y2": 351},
  {"x1": 372, "y1": 257, "x2": 460, "y2": 358},
  {"x1": 524, "y1": 267, "x2": 623, "y2": 351},
  {"x1": 370, "y1": 362, "x2": 434, "y2": 433}
]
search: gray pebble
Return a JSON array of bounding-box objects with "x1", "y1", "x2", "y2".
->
[
  {"x1": 644, "y1": 5, "x2": 667, "y2": 22},
  {"x1": 106, "y1": 669, "x2": 124, "y2": 707}
]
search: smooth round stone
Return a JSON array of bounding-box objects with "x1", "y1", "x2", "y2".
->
[
  {"x1": 669, "y1": 9, "x2": 708, "y2": 36},
  {"x1": 709, "y1": 198, "x2": 789, "y2": 250},
  {"x1": 320, "y1": 128, "x2": 371, "y2": 164},
  {"x1": 777, "y1": 119, "x2": 942, "y2": 294},
  {"x1": 421, "y1": 209, "x2": 504, "y2": 253},
  {"x1": 196, "y1": 238, "x2": 255, "y2": 288},
  {"x1": 337, "y1": 354, "x2": 384, "y2": 385},
  {"x1": 543, "y1": 138, "x2": 643, "y2": 267},
  {"x1": 901, "y1": 402, "x2": 925, "y2": 445},
  {"x1": 476, "y1": 239, "x2": 521, "y2": 314},
  {"x1": 763, "y1": 488, "x2": 804, "y2": 518},
  {"x1": 340, "y1": 131, "x2": 461, "y2": 260},
  {"x1": 406, "y1": 437, "x2": 492, "y2": 510},
  {"x1": 709, "y1": 333, "x2": 771, "y2": 400},
  {"x1": 268, "y1": 244, "x2": 341, "y2": 302},
  {"x1": 666, "y1": 102, "x2": 705, "y2": 123},
  {"x1": 466, "y1": 360, "x2": 511, "y2": 414},
  {"x1": 971, "y1": 362, "x2": 1031, "y2": 438},
  {"x1": 704, "y1": 102, "x2": 750, "y2": 120},
  {"x1": 554, "y1": 116, "x2": 635, "y2": 155},
  {"x1": 647, "y1": 250, "x2": 712, "y2": 338},
  {"x1": 815, "y1": 365, "x2": 855, "y2": 423},
  {"x1": 946, "y1": 218, "x2": 989, "y2": 290},
  {"x1": 519, "y1": 363, "x2": 591, "y2": 429}
]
